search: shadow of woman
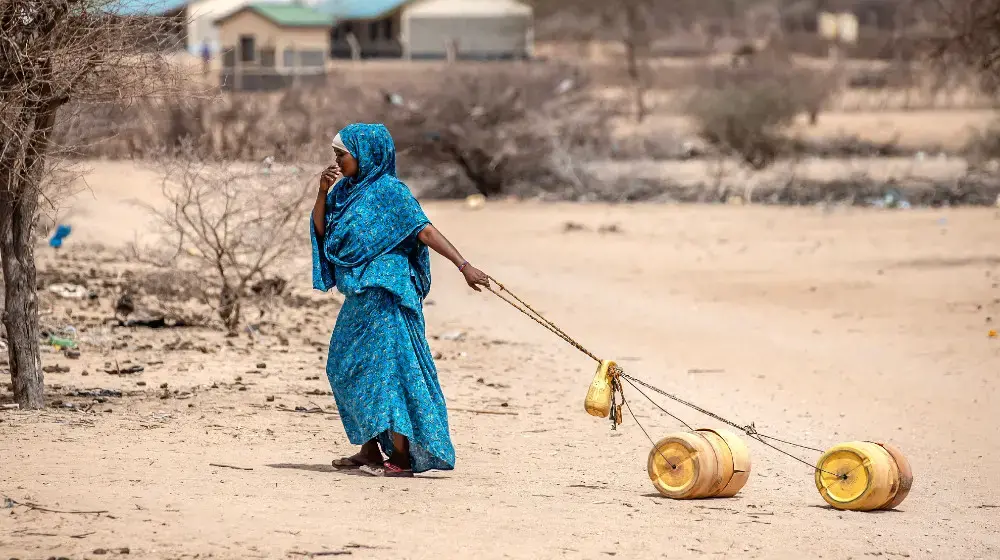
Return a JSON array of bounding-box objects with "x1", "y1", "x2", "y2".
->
[{"x1": 266, "y1": 463, "x2": 450, "y2": 479}]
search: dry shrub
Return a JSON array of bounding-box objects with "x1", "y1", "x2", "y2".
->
[
  {"x1": 137, "y1": 268, "x2": 207, "y2": 303},
  {"x1": 59, "y1": 62, "x2": 612, "y2": 198},
  {"x1": 687, "y1": 65, "x2": 834, "y2": 169},
  {"x1": 926, "y1": 0, "x2": 1000, "y2": 95},
  {"x1": 381, "y1": 64, "x2": 610, "y2": 197},
  {"x1": 130, "y1": 151, "x2": 313, "y2": 334},
  {"x1": 963, "y1": 117, "x2": 1000, "y2": 164}
]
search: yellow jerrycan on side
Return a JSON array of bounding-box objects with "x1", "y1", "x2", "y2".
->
[
  {"x1": 584, "y1": 360, "x2": 617, "y2": 418},
  {"x1": 814, "y1": 441, "x2": 912, "y2": 511}
]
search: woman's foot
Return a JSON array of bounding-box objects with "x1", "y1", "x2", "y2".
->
[
  {"x1": 332, "y1": 441, "x2": 383, "y2": 469},
  {"x1": 359, "y1": 460, "x2": 414, "y2": 478},
  {"x1": 386, "y1": 452, "x2": 411, "y2": 471}
]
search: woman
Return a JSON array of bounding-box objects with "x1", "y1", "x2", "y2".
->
[{"x1": 311, "y1": 123, "x2": 489, "y2": 477}]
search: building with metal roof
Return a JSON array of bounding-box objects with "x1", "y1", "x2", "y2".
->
[
  {"x1": 317, "y1": 0, "x2": 410, "y2": 20},
  {"x1": 187, "y1": 0, "x2": 329, "y2": 56},
  {"x1": 214, "y1": 2, "x2": 332, "y2": 91},
  {"x1": 322, "y1": 0, "x2": 533, "y2": 60}
]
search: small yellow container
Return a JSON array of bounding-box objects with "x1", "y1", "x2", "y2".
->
[
  {"x1": 584, "y1": 360, "x2": 617, "y2": 418},
  {"x1": 815, "y1": 441, "x2": 908, "y2": 511},
  {"x1": 697, "y1": 428, "x2": 752, "y2": 498},
  {"x1": 647, "y1": 431, "x2": 722, "y2": 499}
]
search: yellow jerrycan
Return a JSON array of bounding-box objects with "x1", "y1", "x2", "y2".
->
[
  {"x1": 696, "y1": 428, "x2": 752, "y2": 498},
  {"x1": 815, "y1": 441, "x2": 908, "y2": 511},
  {"x1": 584, "y1": 360, "x2": 617, "y2": 418},
  {"x1": 647, "y1": 431, "x2": 723, "y2": 499}
]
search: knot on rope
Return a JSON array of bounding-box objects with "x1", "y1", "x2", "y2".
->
[
  {"x1": 608, "y1": 363, "x2": 625, "y2": 430},
  {"x1": 742, "y1": 422, "x2": 759, "y2": 437}
]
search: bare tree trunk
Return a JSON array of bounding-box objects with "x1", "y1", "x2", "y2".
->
[
  {"x1": 0, "y1": 193, "x2": 43, "y2": 409},
  {"x1": 0, "y1": 96, "x2": 59, "y2": 410},
  {"x1": 623, "y1": 2, "x2": 648, "y2": 123},
  {"x1": 219, "y1": 282, "x2": 241, "y2": 336}
]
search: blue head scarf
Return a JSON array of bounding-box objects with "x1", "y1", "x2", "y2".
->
[
  {"x1": 312, "y1": 124, "x2": 431, "y2": 300},
  {"x1": 329, "y1": 123, "x2": 398, "y2": 215}
]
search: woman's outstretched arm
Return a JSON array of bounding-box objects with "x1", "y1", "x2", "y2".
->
[{"x1": 418, "y1": 224, "x2": 490, "y2": 292}]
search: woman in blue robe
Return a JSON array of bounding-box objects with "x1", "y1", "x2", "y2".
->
[{"x1": 311, "y1": 123, "x2": 489, "y2": 477}]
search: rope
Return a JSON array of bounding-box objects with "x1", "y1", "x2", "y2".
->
[
  {"x1": 486, "y1": 279, "x2": 601, "y2": 363},
  {"x1": 484, "y1": 276, "x2": 844, "y2": 479}
]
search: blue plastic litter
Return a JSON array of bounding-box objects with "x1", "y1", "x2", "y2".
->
[{"x1": 49, "y1": 224, "x2": 71, "y2": 248}]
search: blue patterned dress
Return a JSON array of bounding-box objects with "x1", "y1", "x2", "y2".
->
[{"x1": 310, "y1": 124, "x2": 455, "y2": 473}]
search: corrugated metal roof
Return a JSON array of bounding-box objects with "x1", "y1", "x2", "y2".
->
[
  {"x1": 405, "y1": 0, "x2": 531, "y2": 18},
  {"x1": 316, "y1": 0, "x2": 411, "y2": 20},
  {"x1": 109, "y1": 0, "x2": 188, "y2": 15},
  {"x1": 239, "y1": 2, "x2": 333, "y2": 26}
]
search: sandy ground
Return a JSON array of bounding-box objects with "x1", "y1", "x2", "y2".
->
[{"x1": 2, "y1": 162, "x2": 1000, "y2": 559}]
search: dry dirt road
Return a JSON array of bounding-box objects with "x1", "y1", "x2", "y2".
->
[{"x1": 2, "y1": 163, "x2": 999, "y2": 559}]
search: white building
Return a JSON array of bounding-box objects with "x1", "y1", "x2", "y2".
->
[
  {"x1": 324, "y1": 0, "x2": 534, "y2": 60},
  {"x1": 403, "y1": 0, "x2": 533, "y2": 60}
]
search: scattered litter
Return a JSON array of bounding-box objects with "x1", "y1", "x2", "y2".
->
[
  {"x1": 47, "y1": 335, "x2": 77, "y2": 350},
  {"x1": 47, "y1": 283, "x2": 88, "y2": 299},
  {"x1": 872, "y1": 188, "x2": 910, "y2": 209},
  {"x1": 989, "y1": 330, "x2": 997, "y2": 339},
  {"x1": 1, "y1": 404, "x2": 19, "y2": 411},
  {"x1": 555, "y1": 78, "x2": 575, "y2": 95},
  {"x1": 563, "y1": 222, "x2": 587, "y2": 232},
  {"x1": 439, "y1": 330, "x2": 466, "y2": 342},
  {"x1": 276, "y1": 404, "x2": 336, "y2": 415},
  {"x1": 70, "y1": 389, "x2": 123, "y2": 398},
  {"x1": 465, "y1": 194, "x2": 486, "y2": 210},
  {"x1": 106, "y1": 365, "x2": 144, "y2": 375},
  {"x1": 42, "y1": 365, "x2": 70, "y2": 374},
  {"x1": 384, "y1": 91, "x2": 404, "y2": 106},
  {"x1": 209, "y1": 463, "x2": 253, "y2": 471},
  {"x1": 64, "y1": 349, "x2": 81, "y2": 359},
  {"x1": 122, "y1": 313, "x2": 186, "y2": 329},
  {"x1": 49, "y1": 224, "x2": 72, "y2": 249}
]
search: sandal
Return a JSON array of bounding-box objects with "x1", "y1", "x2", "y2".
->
[
  {"x1": 359, "y1": 461, "x2": 414, "y2": 478},
  {"x1": 332, "y1": 455, "x2": 380, "y2": 469}
]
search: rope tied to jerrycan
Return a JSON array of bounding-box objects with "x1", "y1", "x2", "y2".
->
[{"x1": 484, "y1": 276, "x2": 847, "y2": 479}]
